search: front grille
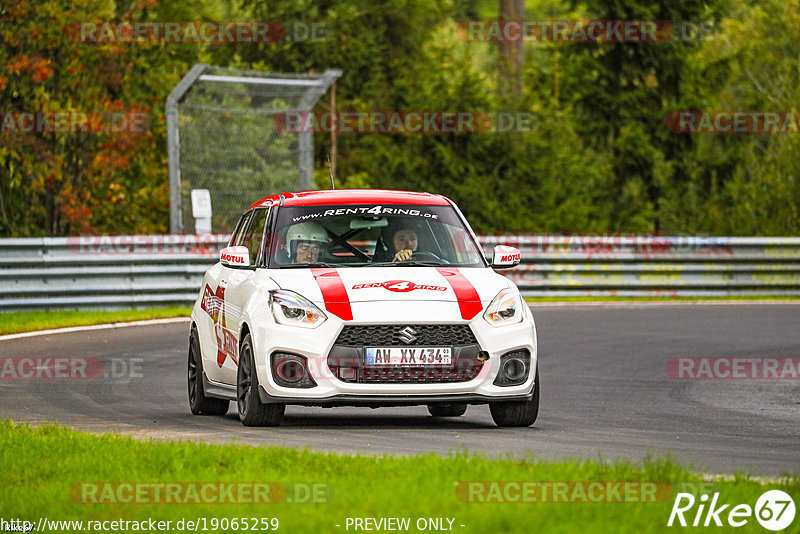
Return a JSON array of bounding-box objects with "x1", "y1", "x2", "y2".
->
[{"x1": 335, "y1": 324, "x2": 478, "y2": 346}]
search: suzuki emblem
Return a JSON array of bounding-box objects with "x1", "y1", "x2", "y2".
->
[{"x1": 395, "y1": 326, "x2": 418, "y2": 345}]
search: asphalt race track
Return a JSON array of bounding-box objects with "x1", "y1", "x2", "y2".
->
[{"x1": 1, "y1": 304, "x2": 798, "y2": 476}]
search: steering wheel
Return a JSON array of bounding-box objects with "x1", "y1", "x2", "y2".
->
[{"x1": 410, "y1": 250, "x2": 446, "y2": 263}]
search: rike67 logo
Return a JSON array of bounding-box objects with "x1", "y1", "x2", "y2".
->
[{"x1": 668, "y1": 490, "x2": 795, "y2": 530}]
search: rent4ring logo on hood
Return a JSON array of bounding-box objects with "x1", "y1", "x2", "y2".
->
[
  {"x1": 351, "y1": 280, "x2": 448, "y2": 293},
  {"x1": 667, "y1": 489, "x2": 795, "y2": 530}
]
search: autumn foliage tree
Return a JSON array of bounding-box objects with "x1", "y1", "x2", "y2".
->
[{"x1": 0, "y1": 0, "x2": 212, "y2": 236}]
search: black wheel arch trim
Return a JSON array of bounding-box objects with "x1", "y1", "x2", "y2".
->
[{"x1": 202, "y1": 371, "x2": 238, "y2": 401}]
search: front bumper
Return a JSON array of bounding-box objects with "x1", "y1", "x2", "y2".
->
[
  {"x1": 256, "y1": 388, "x2": 535, "y2": 406},
  {"x1": 251, "y1": 305, "x2": 538, "y2": 403}
]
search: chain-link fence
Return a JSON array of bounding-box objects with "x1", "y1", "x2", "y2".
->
[{"x1": 167, "y1": 64, "x2": 341, "y2": 233}]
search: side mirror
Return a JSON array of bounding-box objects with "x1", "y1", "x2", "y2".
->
[
  {"x1": 491, "y1": 245, "x2": 521, "y2": 269},
  {"x1": 220, "y1": 246, "x2": 250, "y2": 267}
]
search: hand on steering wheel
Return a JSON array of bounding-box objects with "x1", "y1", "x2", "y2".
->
[
  {"x1": 393, "y1": 249, "x2": 444, "y2": 263},
  {"x1": 393, "y1": 248, "x2": 414, "y2": 262},
  {"x1": 409, "y1": 250, "x2": 443, "y2": 262}
]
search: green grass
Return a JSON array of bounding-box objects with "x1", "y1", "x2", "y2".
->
[
  {"x1": 0, "y1": 308, "x2": 191, "y2": 336},
  {"x1": 0, "y1": 422, "x2": 797, "y2": 533},
  {"x1": 525, "y1": 296, "x2": 800, "y2": 303}
]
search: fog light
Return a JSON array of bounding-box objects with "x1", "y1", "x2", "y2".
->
[
  {"x1": 493, "y1": 349, "x2": 530, "y2": 387},
  {"x1": 271, "y1": 352, "x2": 317, "y2": 388},
  {"x1": 502, "y1": 358, "x2": 526, "y2": 380}
]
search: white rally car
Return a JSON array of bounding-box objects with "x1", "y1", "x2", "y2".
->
[{"x1": 188, "y1": 189, "x2": 539, "y2": 427}]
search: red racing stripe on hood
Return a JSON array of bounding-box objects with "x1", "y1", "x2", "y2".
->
[
  {"x1": 311, "y1": 268, "x2": 353, "y2": 321},
  {"x1": 435, "y1": 267, "x2": 483, "y2": 320}
]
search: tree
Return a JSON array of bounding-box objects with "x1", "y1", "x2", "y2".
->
[
  {"x1": 497, "y1": 0, "x2": 524, "y2": 98},
  {"x1": 563, "y1": 0, "x2": 721, "y2": 232},
  {"x1": 0, "y1": 0, "x2": 215, "y2": 236}
]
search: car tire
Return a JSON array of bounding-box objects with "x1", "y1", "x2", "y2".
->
[
  {"x1": 188, "y1": 327, "x2": 230, "y2": 416},
  {"x1": 237, "y1": 333, "x2": 285, "y2": 427},
  {"x1": 427, "y1": 403, "x2": 468, "y2": 417},
  {"x1": 489, "y1": 366, "x2": 539, "y2": 427}
]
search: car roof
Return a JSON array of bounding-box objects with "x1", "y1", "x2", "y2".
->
[{"x1": 247, "y1": 189, "x2": 451, "y2": 210}]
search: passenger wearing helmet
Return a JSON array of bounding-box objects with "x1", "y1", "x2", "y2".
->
[{"x1": 284, "y1": 222, "x2": 328, "y2": 263}]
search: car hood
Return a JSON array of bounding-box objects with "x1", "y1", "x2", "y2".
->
[{"x1": 268, "y1": 266, "x2": 513, "y2": 321}]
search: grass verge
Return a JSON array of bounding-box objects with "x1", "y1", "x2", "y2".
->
[
  {"x1": 0, "y1": 422, "x2": 797, "y2": 533},
  {"x1": 0, "y1": 308, "x2": 191, "y2": 336}
]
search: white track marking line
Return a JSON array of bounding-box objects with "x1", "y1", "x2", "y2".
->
[{"x1": 0, "y1": 317, "x2": 191, "y2": 342}]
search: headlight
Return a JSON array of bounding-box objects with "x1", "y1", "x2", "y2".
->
[
  {"x1": 269, "y1": 290, "x2": 327, "y2": 328},
  {"x1": 483, "y1": 288, "x2": 523, "y2": 327}
]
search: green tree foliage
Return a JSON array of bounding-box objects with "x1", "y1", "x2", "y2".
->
[
  {"x1": 562, "y1": 0, "x2": 722, "y2": 232},
  {"x1": 1, "y1": 0, "x2": 799, "y2": 236},
  {"x1": 667, "y1": 0, "x2": 800, "y2": 234},
  {"x1": 230, "y1": 2, "x2": 611, "y2": 232}
]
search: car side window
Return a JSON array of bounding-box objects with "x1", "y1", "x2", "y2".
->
[
  {"x1": 442, "y1": 225, "x2": 482, "y2": 264},
  {"x1": 228, "y1": 211, "x2": 252, "y2": 248},
  {"x1": 235, "y1": 208, "x2": 269, "y2": 266}
]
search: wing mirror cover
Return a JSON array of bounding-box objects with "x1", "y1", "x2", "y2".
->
[
  {"x1": 491, "y1": 245, "x2": 521, "y2": 269},
  {"x1": 220, "y1": 246, "x2": 250, "y2": 267}
]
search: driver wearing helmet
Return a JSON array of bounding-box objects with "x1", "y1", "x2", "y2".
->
[{"x1": 284, "y1": 222, "x2": 328, "y2": 263}]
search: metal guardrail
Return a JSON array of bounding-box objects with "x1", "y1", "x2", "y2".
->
[
  {"x1": 482, "y1": 235, "x2": 800, "y2": 298},
  {"x1": 1, "y1": 235, "x2": 799, "y2": 310},
  {"x1": 0, "y1": 235, "x2": 228, "y2": 310}
]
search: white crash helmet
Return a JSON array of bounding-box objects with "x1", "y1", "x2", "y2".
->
[{"x1": 285, "y1": 222, "x2": 328, "y2": 256}]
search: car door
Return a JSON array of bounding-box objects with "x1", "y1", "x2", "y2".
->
[
  {"x1": 213, "y1": 207, "x2": 270, "y2": 385},
  {"x1": 198, "y1": 212, "x2": 247, "y2": 385}
]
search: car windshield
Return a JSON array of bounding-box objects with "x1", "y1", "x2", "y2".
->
[{"x1": 267, "y1": 204, "x2": 486, "y2": 268}]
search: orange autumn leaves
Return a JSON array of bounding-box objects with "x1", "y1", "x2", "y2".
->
[{"x1": 0, "y1": 0, "x2": 176, "y2": 235}]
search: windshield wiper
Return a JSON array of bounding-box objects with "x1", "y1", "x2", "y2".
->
[
  {"x1": 279, "y1": 262, "x2": 341, "y2": 269},
  {"x1": 369, "y1": 261, "x2": 443, "y2": 267}
]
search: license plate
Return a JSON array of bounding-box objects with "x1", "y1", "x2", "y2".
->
[{"x1": 365, "y1": 347, "x2": 452, "y2": 366}]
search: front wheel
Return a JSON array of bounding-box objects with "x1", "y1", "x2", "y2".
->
[
  {"x1": 489, "y1": 366, "x2": 539, "y2": 427},
  {"x1": 427, "y1": 403, "x2": 467, "y2": 417},
  {"x1": 237, "y1": 333, "x2": 285, "y2": 427},
  {"x1": 188, "y1": 327, "x2": 229, "y2": 416}
]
